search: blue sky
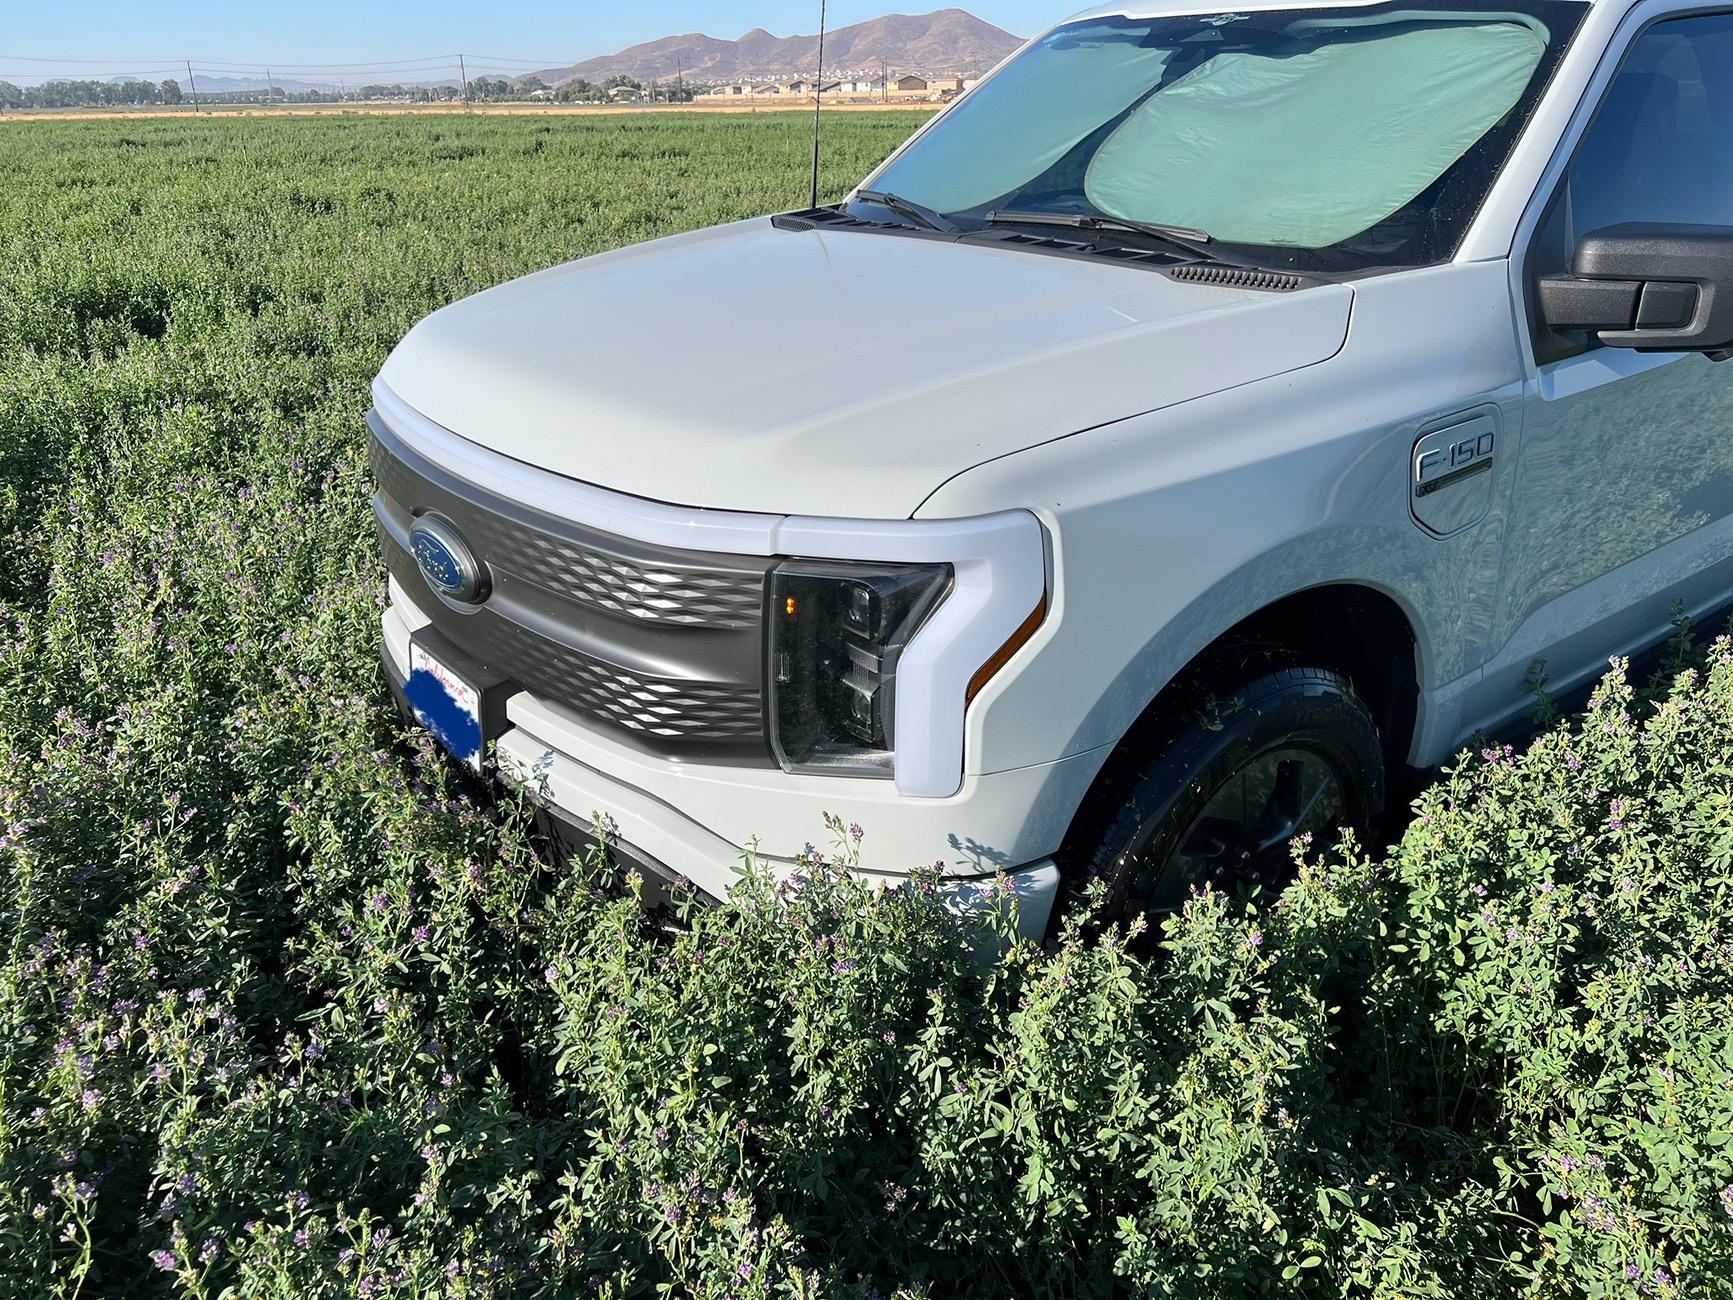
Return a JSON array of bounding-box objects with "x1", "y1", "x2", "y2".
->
[{"x1": 1, "y1": 2, "x2": 1075, "y2": 81}]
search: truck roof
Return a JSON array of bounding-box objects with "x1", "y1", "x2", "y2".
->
[{"x1": 1063, "y1": 0, "x2": 1593, "y2": 20}]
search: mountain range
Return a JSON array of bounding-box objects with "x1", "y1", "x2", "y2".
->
[{"x1": 533, "y1": 9, "x2": 1024, "y2": 85}]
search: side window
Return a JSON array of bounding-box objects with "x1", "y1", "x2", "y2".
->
[{"x1": 1530, "y1": 12, "x2": 1733, "y2": 361}]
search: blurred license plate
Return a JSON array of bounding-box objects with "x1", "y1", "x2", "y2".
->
[{"x1": 406, "y1": 641, "x2": 484, "y2": 771}]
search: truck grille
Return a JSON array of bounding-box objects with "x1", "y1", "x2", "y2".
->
[
  {"x1": 369, "y1": 442, "x2": 763, "y2": 630},
  {"x1": 369, "y1": 410, "x2": 773, "y2": 762},
  {"x1": 450, "y1": 608, "x2": 765, "y2": 741}
]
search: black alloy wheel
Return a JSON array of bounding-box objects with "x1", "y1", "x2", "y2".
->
[{"x1": 1065, "y1": 666, "x2": 1384, "y2": 925}]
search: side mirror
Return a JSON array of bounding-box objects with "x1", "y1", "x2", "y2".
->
[{"x1": 1536, "y1": 223, "x2": 1733, "y2": 360}]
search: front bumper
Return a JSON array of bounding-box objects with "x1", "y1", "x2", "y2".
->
[{"x1": 383, "y1": 583, "x2": 1066, "y2": 942}]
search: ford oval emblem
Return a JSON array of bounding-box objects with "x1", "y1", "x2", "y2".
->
[{"x1": 409, "y1": 515, "x2": 490, "y2": 605}]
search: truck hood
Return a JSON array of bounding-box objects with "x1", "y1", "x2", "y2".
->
[{"x1": 378, "y1": 218, "x2": 1353, "y2": 519}]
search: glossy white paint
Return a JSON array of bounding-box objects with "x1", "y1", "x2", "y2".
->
[
  {"x1": 375, "y1": 0, "x2": 1733, "y2": 921},
  {"x1": 377, "y1": 222, "x2": 1352, "y2": 519}
]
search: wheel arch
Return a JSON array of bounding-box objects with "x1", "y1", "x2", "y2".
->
[{"x1": 1057, "y1": 579, "x2": 1424, "y2": 860}]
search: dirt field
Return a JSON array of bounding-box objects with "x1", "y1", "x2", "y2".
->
[{"x1": 0, "y1": 99, "x2": 935, "y2": 123}]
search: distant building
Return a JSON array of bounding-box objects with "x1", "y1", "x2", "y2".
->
[
  {"x1": 926, "y1": 76, "x2": 965, "y2": 93},
  {"x1": 608, "y1": 85, "x2": 644, "y2": 102},
  {"x1": 894, "y1": 74, "x2": 930, "y2": 92}
]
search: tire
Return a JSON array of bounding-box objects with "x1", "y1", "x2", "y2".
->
[{"x1": 1063, "y1": 666, "x2": 1384, "y2": 925}]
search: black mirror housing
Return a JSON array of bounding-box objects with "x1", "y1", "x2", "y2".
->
[{"x1": 1537, "y1": 223, "x2": 1733, "y2": 359}]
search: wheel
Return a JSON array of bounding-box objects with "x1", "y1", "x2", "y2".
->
[{"x1": 1064, "y1": 666, "x2": 1384, "y2": 925}]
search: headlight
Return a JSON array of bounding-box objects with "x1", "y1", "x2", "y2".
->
[{"x1": 767, "y1": 560, "x2": 952, "y2": 777}]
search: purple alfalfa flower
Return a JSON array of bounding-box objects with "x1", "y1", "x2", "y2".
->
[
  {"x1": 1470, "y1": 882, "x2": 1488, "y2": 898},
  {"x1": 80, "y1": 1089, "x2": 100, "y2": 1111},
  {"x1": 1626, "y1": 1264, "x2": 1643, "y2": 1280},
  {"x1": 1246, "y1": 929, "x2": 1264, "y2": 950},
  {"x1": 151, "y1": 1249, "x2": 177, "y2": 1272},
  {"x1": 367, "y1": 892, "x2": 388, "y2": 913},
  {"x1": 186, "y1": 988, "x2": 206, "y2": 1004},
  {"x1": 199, "y1": 1237, "x2": 220, "y2": 1264},
  {"x1": 1655, "y1": 1269, "x2": 1673, "y2": 1287},
  {"x1": 1608, "y1": 799, "x2": 1626, "y2": 832},
  {"x1": 652, "y1": 1125, "x2": 669, "y2": 1150},
  {"x1": 294, "y1": 1228, "x2": 311, "y2": 1247},
  {"x1": 412, "y1": 925, "x2": 430, "y2": 944},
  {"x1": 1721, "y1": 1183, "x2": 1733, "y2": 1218}
]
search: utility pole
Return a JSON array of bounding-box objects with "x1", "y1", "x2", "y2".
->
[
  {"x1": 458, "y1": 54, "x2": 469, "y2": 105},
  {"x1": 265, "y1": 67, "x2": 276, "y2": 104},
  {"x1": 882, "y1": 57, "x2": 888, "y2": 103},
  {"x1": 186, "y1": 60, "x2": 200, "y2": 111}
]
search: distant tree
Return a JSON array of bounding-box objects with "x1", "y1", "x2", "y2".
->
[
  {"x1": 0, "y1": 81, "x2": 23, "y2": 110},
  {"x1": 556, "y1": 78, "x2": 607, "y2": 103}
]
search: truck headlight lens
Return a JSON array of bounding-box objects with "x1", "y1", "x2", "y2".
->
[{"x1": 767, "y1": 560, "x2": 953, "y2": 776}]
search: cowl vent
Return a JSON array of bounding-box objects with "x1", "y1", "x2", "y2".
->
[{"x1": 1168, "y1": 264, "x2": 1305, "y2": 292}]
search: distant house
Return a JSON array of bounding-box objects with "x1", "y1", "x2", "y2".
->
[
  {"x1": 608, "y1": 85, "x2": 644, "y2": 102},
  {"x1": 926, "y1": 76, "x2": 965, "y2": 93},
  {"x1": 894, "y1": 74, "x2": 929, "y2": 92}
]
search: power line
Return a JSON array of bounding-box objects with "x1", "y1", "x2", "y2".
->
[
  {"x1": 0, "y1": 69, "x2": 189, "y2": 79},
  {"x1": 0, "y1": 51, "x2": 564, "y2": 71}
]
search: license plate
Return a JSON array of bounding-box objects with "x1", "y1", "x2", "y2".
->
[{"x1": 406, "y1": 641, "x2": 484, "y2": 771}]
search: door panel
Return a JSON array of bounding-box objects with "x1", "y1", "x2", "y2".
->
[{"x1": 1493, "y1": 11, "x2": 1733, "y2": 717}]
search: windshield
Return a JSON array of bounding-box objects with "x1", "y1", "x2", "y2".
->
[{"x1": 856, "y1": 1, "x2": 1586, "y2": 272}]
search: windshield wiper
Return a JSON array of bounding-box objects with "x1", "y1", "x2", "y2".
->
[
  {"x1": 852, "y1": 189, "x2": 961, "y2": 234},
  {"x1": 985, "y1": 209, "x2": 1257, "y2": 268}
]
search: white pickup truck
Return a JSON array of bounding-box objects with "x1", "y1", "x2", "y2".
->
[{"x1": 371, "y1": 0, "x2": 1733, "y2": 939}]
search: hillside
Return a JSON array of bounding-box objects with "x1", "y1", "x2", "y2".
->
[{"x1": 534, "y1": 9, "x2": 1024, "y2": 84}]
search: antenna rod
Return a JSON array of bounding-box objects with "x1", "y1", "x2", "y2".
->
[{"x1": 809, "y1": 0, "x2": 828, "y2": 208}]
